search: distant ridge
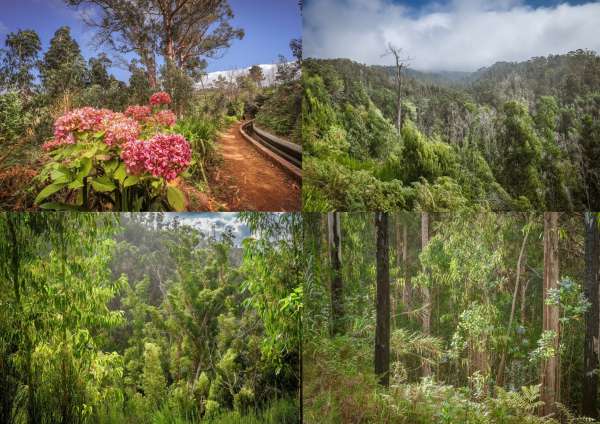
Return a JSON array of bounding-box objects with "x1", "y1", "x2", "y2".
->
[{"x1": 197, "y1": 64, "x2": 278, "y2": 88}]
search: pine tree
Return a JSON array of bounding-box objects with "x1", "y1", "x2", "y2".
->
[{"x1": 40, "y1": 26, "x2": 86, "y2": 97}]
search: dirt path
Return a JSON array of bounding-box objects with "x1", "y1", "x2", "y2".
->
[{"x1": 211, "y1": 122, "x2": 301, "y2": 211}]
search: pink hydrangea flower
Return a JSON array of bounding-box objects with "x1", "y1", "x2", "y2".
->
[
  {"x1": 149, "y1": 91, "x2": 172, "y2": 106},
  {"x1": 121, "y1": 134, "x2": 191, "y2": 181},
  {"x1": 42, "y1": 133, "x2": 75, "y2": 151},
  {"x1": 124, "y1": 105, "x2": 152, "y2": 122},
  {"x1": 153, "y1": 110, "x2": 177, "y2": 127},
  {"x1": 53, "y1": 107, "x2": 111, "y2": 141},
  {"x1": 120, "y1": 140, "x2": 150, "y2": 176},
  {"x1": 102, "y1": 113, "x2": 141, "y2": 147}
]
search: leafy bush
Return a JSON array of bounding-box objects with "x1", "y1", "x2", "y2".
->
[
  {"x1": 174, "y1": 117, "x2": 217, "y2": 187},
  {"x1": 0, "y1": 92, "x2": 28, "y2": 143},
  {"x1": 254, "y1": 80, "x2": 301, "y2": 143},
  {"x1": 305, "y1": 337, "x2": 558, "y2": 424},
  {"x1": 35, "y1": 92, "x2": 191, "y2": 211}
]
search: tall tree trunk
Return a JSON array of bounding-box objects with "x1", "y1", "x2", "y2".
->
[
  {"x1": 421, "y1": 212, "x2": 432, "y2": 377},
  {"x1": 497, "y1": 221, "x2": 531, "y2": 387},
  {"x1": 541, "y1": 212, "x2": 560, "y2": 417},
  {"x1": 393, "y1": 216, "x2": 407, "y2": 325},
  {"x1": 583, "y1": 212, "x2": 599, "y2": 418},
  {"x1": 328, "y1": 212, "x2": 344, "y2": 336},
  {"x1": 395, "y1": 67, "x2": 402, "y2": 131},
  {"x1": 520, "y1": 273, "x2": 530, "y2": 325},
  {"x1": 141, "y1": 51, "x2": 158, "y2": 89},
  {"x1": 375, "y1": 212, "x2": 390, "y2": 387},
  {"x1": 401, "y1": 223, "x2": 412, "y2": 310}
]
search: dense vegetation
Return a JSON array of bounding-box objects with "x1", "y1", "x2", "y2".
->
[
  {"x1": 0, "y1": 0, "x2": 301, "y2": 211},
  {"x1": 304, "y1": 212, "x2": 600, "y2": 423},
  {"x1": 0, "y1": 212, "x2": 301, "y2": 422},
  {"x1": 254, "y1": 43, "x2": 303, "y2": 144},
  {"x1": 302, "y1": 51, "x2": 600, "y2": 211}
]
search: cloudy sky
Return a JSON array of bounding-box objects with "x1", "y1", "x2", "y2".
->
[
  {"x1": 304, "y1": 0, "x2": 600, "y2": 71},
  {"x1": 0, "y1": 0, "x2": 300, "y2": 80},
  {"x1": 169, "y1": 213, "x2": 251, "y2": 245}
]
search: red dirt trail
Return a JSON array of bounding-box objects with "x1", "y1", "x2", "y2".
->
[{"x1": 211, "y1": 122, "x2": 301, "y2": 211}]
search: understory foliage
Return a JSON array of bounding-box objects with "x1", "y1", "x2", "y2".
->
[
  {"x1": 303, "y1": 212, "x2": 596, "y2": 423},
  {"x1": 0, "y1": 212, "x2": 300, "y2": 423},
  {"x1": 302, "y1": 51, "x2": 600, "y2": 211}
]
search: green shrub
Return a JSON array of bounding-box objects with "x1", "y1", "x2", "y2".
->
[
  {"x1": 205, "y1": 399, "x2": 221, "y2": 418},
  {"x1": 142, "y1": 342, "x2": 167, "y2": 409},
  {"x1": 233, "y1": 386, "x2": 254, "y2": 413},
  {"x1": 174, "y1": 117, "x2": 218, "y2": 187},
  {"x1": 194, "y1": 371, "x2": 211, "y2": 400},
  {"x1": 0, "y1": 92, "x2": 28, "y2": 143}
]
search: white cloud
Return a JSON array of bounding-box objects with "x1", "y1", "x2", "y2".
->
[
  {"x1": 304, "y1": 0, "x2": 600, "y2": 71},
  {"x1": 0, "y1": 21, "x2": 7, "y2": 35},
  {"x1": 169, "y1": 213, "x2": 250, "y2": 245}
]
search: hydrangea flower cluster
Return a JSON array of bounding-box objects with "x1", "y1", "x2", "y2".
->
[
  {"x1": 103, "y1": 113, "x2": 141, "y2": 147},
  {"x1": 152, "y1": 110, "x2": 177, "y2": 127},
  {"x1": 42, "y1": 134, "x2": 75, "y2": 151},
  {"x1": 53, "y1": 107, "x2": 111, "y2": 140},
  {"x1": 124, "y1": 105, "x2": 152, "y2": 122},
  {"x1": 44, "y1": 107, "x2": 140, "y2": 150},
  {"x1": 149, "y1": 91, "x2": 172, "y2": 106},
  {"x1": 43, "y1": 91, "x2": 190, "y2": 182},
  {"x1": 121, "y1": 134, "x2": 191, "y2": 181}
]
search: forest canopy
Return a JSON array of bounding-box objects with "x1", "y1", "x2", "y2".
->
[{"x1": 302, "y1": 51, "x2": 600, "y2": 211}]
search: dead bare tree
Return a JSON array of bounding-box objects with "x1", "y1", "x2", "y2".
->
[{"x1": 382, "y1": 44, "x2": 411, "y2": 131}]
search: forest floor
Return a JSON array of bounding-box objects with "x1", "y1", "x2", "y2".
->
[{"x1": 210, "y1": 121, "x2": 301, "y2": 211}]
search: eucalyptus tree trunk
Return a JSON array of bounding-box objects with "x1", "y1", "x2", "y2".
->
[
  {"x1": 583, "y1": 212, "x2": 599, "y2": 418},
  {"x1": 541, "y1": 212, "x2": 560, "y2": 416},
  {"x1": 400, "y1": 220, "x2": 412, "y2": 310},
  {"x1": 328, "y1": 212, "x2": 344, "y2": 336},
  {"x1": 421, "y1": 212, "x2": 432, "y2": 377},
  {"x1": 393, "y1": 217, "x2": 405, "y2": 325},
  {"x1": 375, "y1": 212, "x2": 390, "y2": 387},
  {"x1": 497, "y1": 219, "x2": 531, "y2": 387}
]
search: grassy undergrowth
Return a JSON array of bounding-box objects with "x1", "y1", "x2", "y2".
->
[{"x1": 303, "y1": 336, "x2": 586, "y2": 424}]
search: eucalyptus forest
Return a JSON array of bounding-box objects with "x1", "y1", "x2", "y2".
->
[
  {"x1": 0, "y1": 212, "x2": 301, "y2": 423},
  {"x1": 304, "y1": 212, "x2": 600, "y2": 423},
  {"x1": 302, "y1": 51, "x2": 600, "y2": 211}
]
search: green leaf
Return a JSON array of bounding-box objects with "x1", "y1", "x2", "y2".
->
[
  {"x1": 123, "y1": 175, "x2": 140, "y2": 187},
  {"x1": 104, "y1": 159, "x2": 119, "y2": 175},
  {"x1": 113, "y1": 163, "x2": 127, "y2": 183},
  {"x1": 81, "y1": 144, "x2": 98, "y2": 158},
  {"x1": 52, "y1": 175, "x2": 71, "y2": 185},
  {"x1": 38, "y1": 202, "x2": 82, "y2": 211},
  {"x1": 68, "y1": 178, "x2": 84, "y2": 189},
  {"x1": 35, "y1": 182, "x2": 67, "y2": 204},
  {"x1": 50, "y1": 168, "x2": 69, "y2": 182},
  {"x1": 74, "y1": 157, "x2": 93, "y2": 182},
  {"x1": 167, "y1": 186, "x2": 186, "y2": 211},
  {"x1": 90, "y1": 176, "x2": 116, "y2": 192}
]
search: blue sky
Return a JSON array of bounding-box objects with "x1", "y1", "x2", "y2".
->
[
  {"x1": 0, "y1": 0, "x2": 301, "y2": 81},
  {"x1": 304, "y1": 0, "x2": 600, "y2": 71}
]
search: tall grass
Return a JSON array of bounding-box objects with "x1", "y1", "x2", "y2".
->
[
  {"x1": 174, "y1": 118, "x2": 218, "y2": 188},
  {"x1": 206, "y1": 398, "x2": 299, "y2": 424}
]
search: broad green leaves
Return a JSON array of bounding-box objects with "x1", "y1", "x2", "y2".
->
[
  {"x1": 35, "y1": 182, "x2": 67, "y2": 204},
  {"x1": 166, "y1": 185, "x2": 186, "y2": 211}
]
